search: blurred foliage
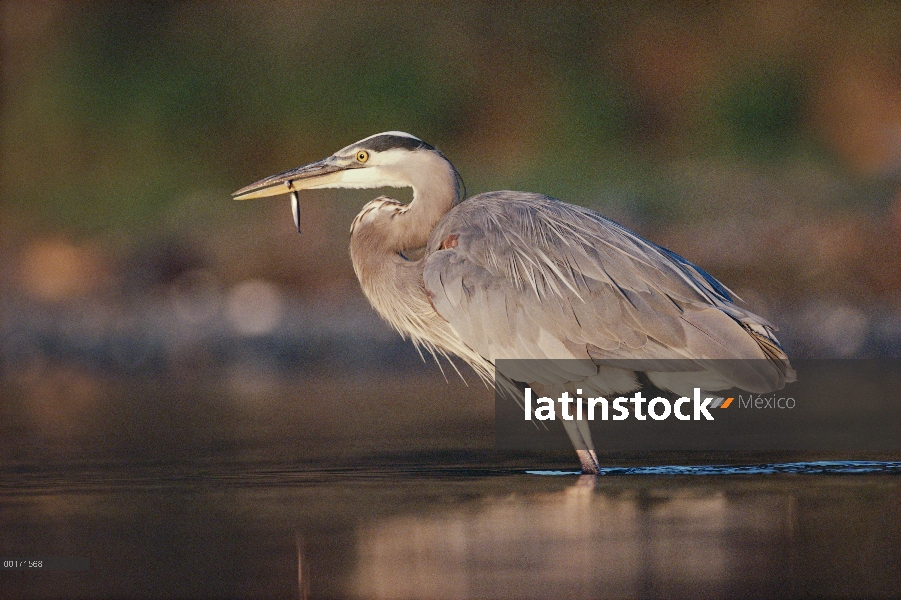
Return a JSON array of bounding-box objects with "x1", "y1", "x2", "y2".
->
[
  {"x1": 6, "y1": 1, "x2": 899, "y2": 235},
  {"x1": 717, "y1": 66, "x2": 807, "y2": 159},
  {"x1": 1, "y1": 1, "x2": 901, "y2": 299}
]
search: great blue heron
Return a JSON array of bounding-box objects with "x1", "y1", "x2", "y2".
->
[{"x1": 234, "y1": 132, "x2": 795, "y2": 474}]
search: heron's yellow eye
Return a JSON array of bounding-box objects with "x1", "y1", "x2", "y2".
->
[{"x1": 356, "y1": 150, "x2": 369, "y2": 163}]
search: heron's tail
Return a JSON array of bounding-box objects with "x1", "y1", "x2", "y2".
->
[{"x1": 740, "y1": 320, "x2": 797, "y2": 384}]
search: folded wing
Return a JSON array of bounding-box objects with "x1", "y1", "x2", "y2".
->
[{"x1": 422, "y1": 192, "x2": 794, "y2": 393}]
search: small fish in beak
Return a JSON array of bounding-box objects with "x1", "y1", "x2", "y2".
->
[{"x1": 290, "y1": 189, "x2": 300, "y2": 235}]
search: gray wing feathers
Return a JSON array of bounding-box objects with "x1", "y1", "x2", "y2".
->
[{"x1": 422, "y1": 192, "x2": 794, "y2": 390}]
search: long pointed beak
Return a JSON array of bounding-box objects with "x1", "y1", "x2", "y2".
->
[{"x1": 232, "y1": 158, "x2": 347, "y2": 200}]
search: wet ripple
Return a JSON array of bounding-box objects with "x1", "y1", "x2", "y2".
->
[{"x1": 528, "y1": 460, "x2": 901, "y2": 476}]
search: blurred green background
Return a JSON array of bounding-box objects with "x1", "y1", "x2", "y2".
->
[
  {"x1": 2, "y1": 1, "x2": 901, "y2": 466},
  {"x1": 4, "y1": 2, "x2": 901, "y2": 298}
]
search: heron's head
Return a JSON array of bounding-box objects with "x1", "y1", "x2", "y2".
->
[{"x1": 232, "y1": 131, "x2": 461, "y2": 201}]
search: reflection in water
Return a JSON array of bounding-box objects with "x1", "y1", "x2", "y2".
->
[
  {"x1": 2, "y1": 467, "x2": 900, "y2": 599},
  {"x1": 351, "y1": 476, "x2": 791, "y2": 599},
  {"x1": 297, "y1": 534, "x2": 310, "y2": 600}
]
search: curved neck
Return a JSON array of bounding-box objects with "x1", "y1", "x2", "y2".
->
[{"x1": 394, "y1": 152, "x2": 461, "y2": 250}]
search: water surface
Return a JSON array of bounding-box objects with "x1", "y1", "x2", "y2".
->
[
  {"x1": 2, "y1": 461, "x2": 901, "y2": 599},
  {"x1": 2, "y1": 372, "x2": 901, "y2": 598}
]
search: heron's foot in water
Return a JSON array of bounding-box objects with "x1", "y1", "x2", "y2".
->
[{"x1": 576, "y1": 449, "x2": 601, "y2": 475}]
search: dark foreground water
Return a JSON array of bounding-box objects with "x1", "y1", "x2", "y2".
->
[
  {"x1": 2, "y1": 370, "x2": 900, "y2": 598},
  {"x1": 2, "y1": 460, "x2": 901, "y2": 599}
]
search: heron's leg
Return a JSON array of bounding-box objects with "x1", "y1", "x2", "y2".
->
[
  {"x1": 576, "y1": 450, "x2": 601, "y2": 475},
  {"x1": 575, "y1": 406, "x2": 601, "y2": 474},
  {"x1": 561, "y1": 419, "x2": 601, "y2": 475},
  {"x1": 532, "y1": 382, "x2": 602, "y2": 474}
]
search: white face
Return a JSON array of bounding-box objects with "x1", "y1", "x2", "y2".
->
[{"x1": 320, "y1": 147, "x2": 419, "y2": 189}]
